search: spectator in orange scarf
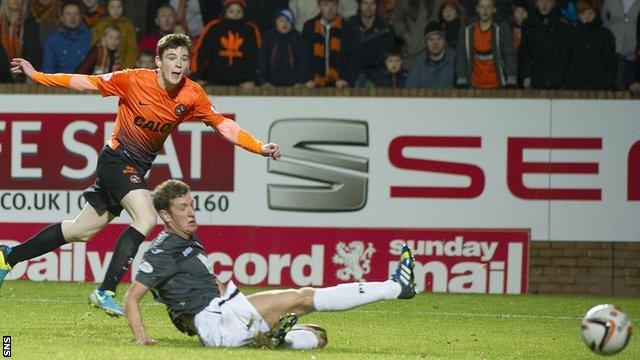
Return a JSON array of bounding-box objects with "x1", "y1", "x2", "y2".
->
[{"x1": 1, "y1": 0, "x2": 41, "y2": 81}]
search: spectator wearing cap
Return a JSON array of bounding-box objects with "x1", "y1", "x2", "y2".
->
[
  {"x1": 303, "y1": 0, "x2": 362, "y2": 88},
  {"x1": 520, "y1": 0, "x2": 571, "y2": 89},
  {"x1": 348, "y1": 0, "x2": 395, "y2": 78},
  {"x1": 392, "y1": 0, "x2": 439, "y2": 69},
  {"x1": 42, "y1": 1, "x2": 91, "y2": 73},
  {"x1": 438, "y1": 0, "x2": 464, "y2": 49},
  {"x1": 1, "y1": 0, "x2": 41, "y2": 80},
  {"x1": 92, "y1": 0, "x2": 137, "y2": 68},
  {"x1": 565, "y1": 0, "x2": 616, "y2": 89},
  {"x1": 406, "y1": 21, "x2": 455, "y2": 88},
  {"x1": 602, "y1": 0, "x2": 640, "y2": 90},
  {"x1": 456, "y1": 0, "x2": 517, "y2": 88},
  {"x1": 138, "y1": 4, "x2": 178, "y2": 53},
  {"x1": 259, "y1": 9, "x2": 309, "y2": 86},
  {"x1": 290, "y1": 0, "x2": 359, "y2": 32},
  {"x1": 192, "y1": 0, "x2": 262, "y2": 88}
]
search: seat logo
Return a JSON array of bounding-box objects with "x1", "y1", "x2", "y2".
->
[{"x1": 267, "y1": 119, "x2": 369, "y2": 212}]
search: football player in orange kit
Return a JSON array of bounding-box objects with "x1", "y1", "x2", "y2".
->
[{"x1": 1, "y1": 34, "x2": 280, "y2": 316}]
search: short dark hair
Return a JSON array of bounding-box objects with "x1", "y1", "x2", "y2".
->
[
  {"x1": 61, "y1": 0, "x2": 81, "y2": 13},
  {"x1": 384, "y1": 46, "x2": 402, "y2": 60},
  {"x1": 153, "y1": 179, "x2": 191, "y2": 212},
  {"x1": 576, "y1": 0, "x2": 595, "y2": 13},
  {"x1": 156, "y1": 33, "x2": 192, "y2": 57}
]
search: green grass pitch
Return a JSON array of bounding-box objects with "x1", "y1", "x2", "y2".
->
[{"x1": 1, "y1": 281, "x2": 638, "y2": 359}]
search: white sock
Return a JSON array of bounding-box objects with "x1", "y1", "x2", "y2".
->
[
  {"x1": 312, "y1": 280, "x2": 401, "y2": 311},
  {"x1": 284, "y1": 329, "x2": 319, "y2": 349}
]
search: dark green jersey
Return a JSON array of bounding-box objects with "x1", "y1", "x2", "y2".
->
[{"x1": 135, "y1": 231, "x2": 220, "y2": 319}]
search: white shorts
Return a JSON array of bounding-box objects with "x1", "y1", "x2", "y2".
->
[{"x1": 194, "y1": 281, "x2": 270, "y2": 347}]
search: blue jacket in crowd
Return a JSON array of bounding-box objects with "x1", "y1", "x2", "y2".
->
[
  {"x1": 42, "y1": 25, "x2": 92, "y2": 73},
  {"x1": 406, "y1": 46, "x2": 455, "y2": 89}
]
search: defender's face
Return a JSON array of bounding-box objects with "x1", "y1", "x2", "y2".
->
[
  {"x1": 166, "y1": 194, "x2": 197, "y2": 236},
  {"x1": 156, "y1": 46, "x2": 189, "y2": 86}
]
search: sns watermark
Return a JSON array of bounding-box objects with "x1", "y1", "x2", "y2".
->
[{"x1": 2, "y1": 336, "x2": 10, "y2": 357}]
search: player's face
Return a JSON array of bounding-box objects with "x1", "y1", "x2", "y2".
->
[
  {"x1": 166, "y1": 194, "x2": 197, "y2": 237},
  {"x1": 156, "y1": 47, "x2": 189, "y2": 87}
]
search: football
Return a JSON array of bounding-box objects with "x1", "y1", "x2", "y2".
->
[{"x1": 581, "y1": 304, "x2": 632, "y2": 355}]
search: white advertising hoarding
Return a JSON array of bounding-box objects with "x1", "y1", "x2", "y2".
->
[{"x1": 0, "y1": 95, "x2": 638, "y2": 242}]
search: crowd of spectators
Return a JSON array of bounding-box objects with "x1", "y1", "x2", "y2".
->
[{"x1": 1, "y1": 0, "x2": 639, "y2": 91}]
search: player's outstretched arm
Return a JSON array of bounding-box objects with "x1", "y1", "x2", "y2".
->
[
  {"x1": 10, "y1": 58, "x2": 99, "y2": 91},
  {"x1": 124, "y1": 281, "x2": 157, "y2": 345},
  {"x1": 215, "y1": 118, "x2": 281, "y2": 160}
]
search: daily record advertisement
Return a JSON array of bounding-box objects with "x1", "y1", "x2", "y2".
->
[{"x1": 1, "y1": 95, "x2": 639, "y2": 293}]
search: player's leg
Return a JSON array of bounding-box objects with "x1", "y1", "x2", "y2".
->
[
  {"x1": 247, "y1": 244, "x2": 416, "y2": 348},
  {"x1": 92, "y1": 189, "x2": 156, "y2": 316},
  {"x1": 0, "y1": 203, "x2": 114, "y2": 289}
]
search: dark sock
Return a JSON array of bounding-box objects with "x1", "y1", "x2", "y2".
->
[
  {"x1": 99, "y1": 226, "x2": 145, "y2": 292},
  {"x1": 7, "y1": 223, "x2": 67, "y2": 267}
]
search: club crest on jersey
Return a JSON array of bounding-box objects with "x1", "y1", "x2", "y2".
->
[
  {"x1": 175, "y1": 104, "x2": 186, "y2": 117},
  {"x1": 130, "y1": 174, "x2": 142, "y2": 184}
]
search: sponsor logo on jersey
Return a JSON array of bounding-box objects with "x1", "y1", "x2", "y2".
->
[{"x1": 130, "y1": 174, "x2": 142, "y2": 183}]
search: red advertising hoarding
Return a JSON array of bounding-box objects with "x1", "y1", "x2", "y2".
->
[{"x1": 2, "y1": 224, "x2": 528, "y2": 294}]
